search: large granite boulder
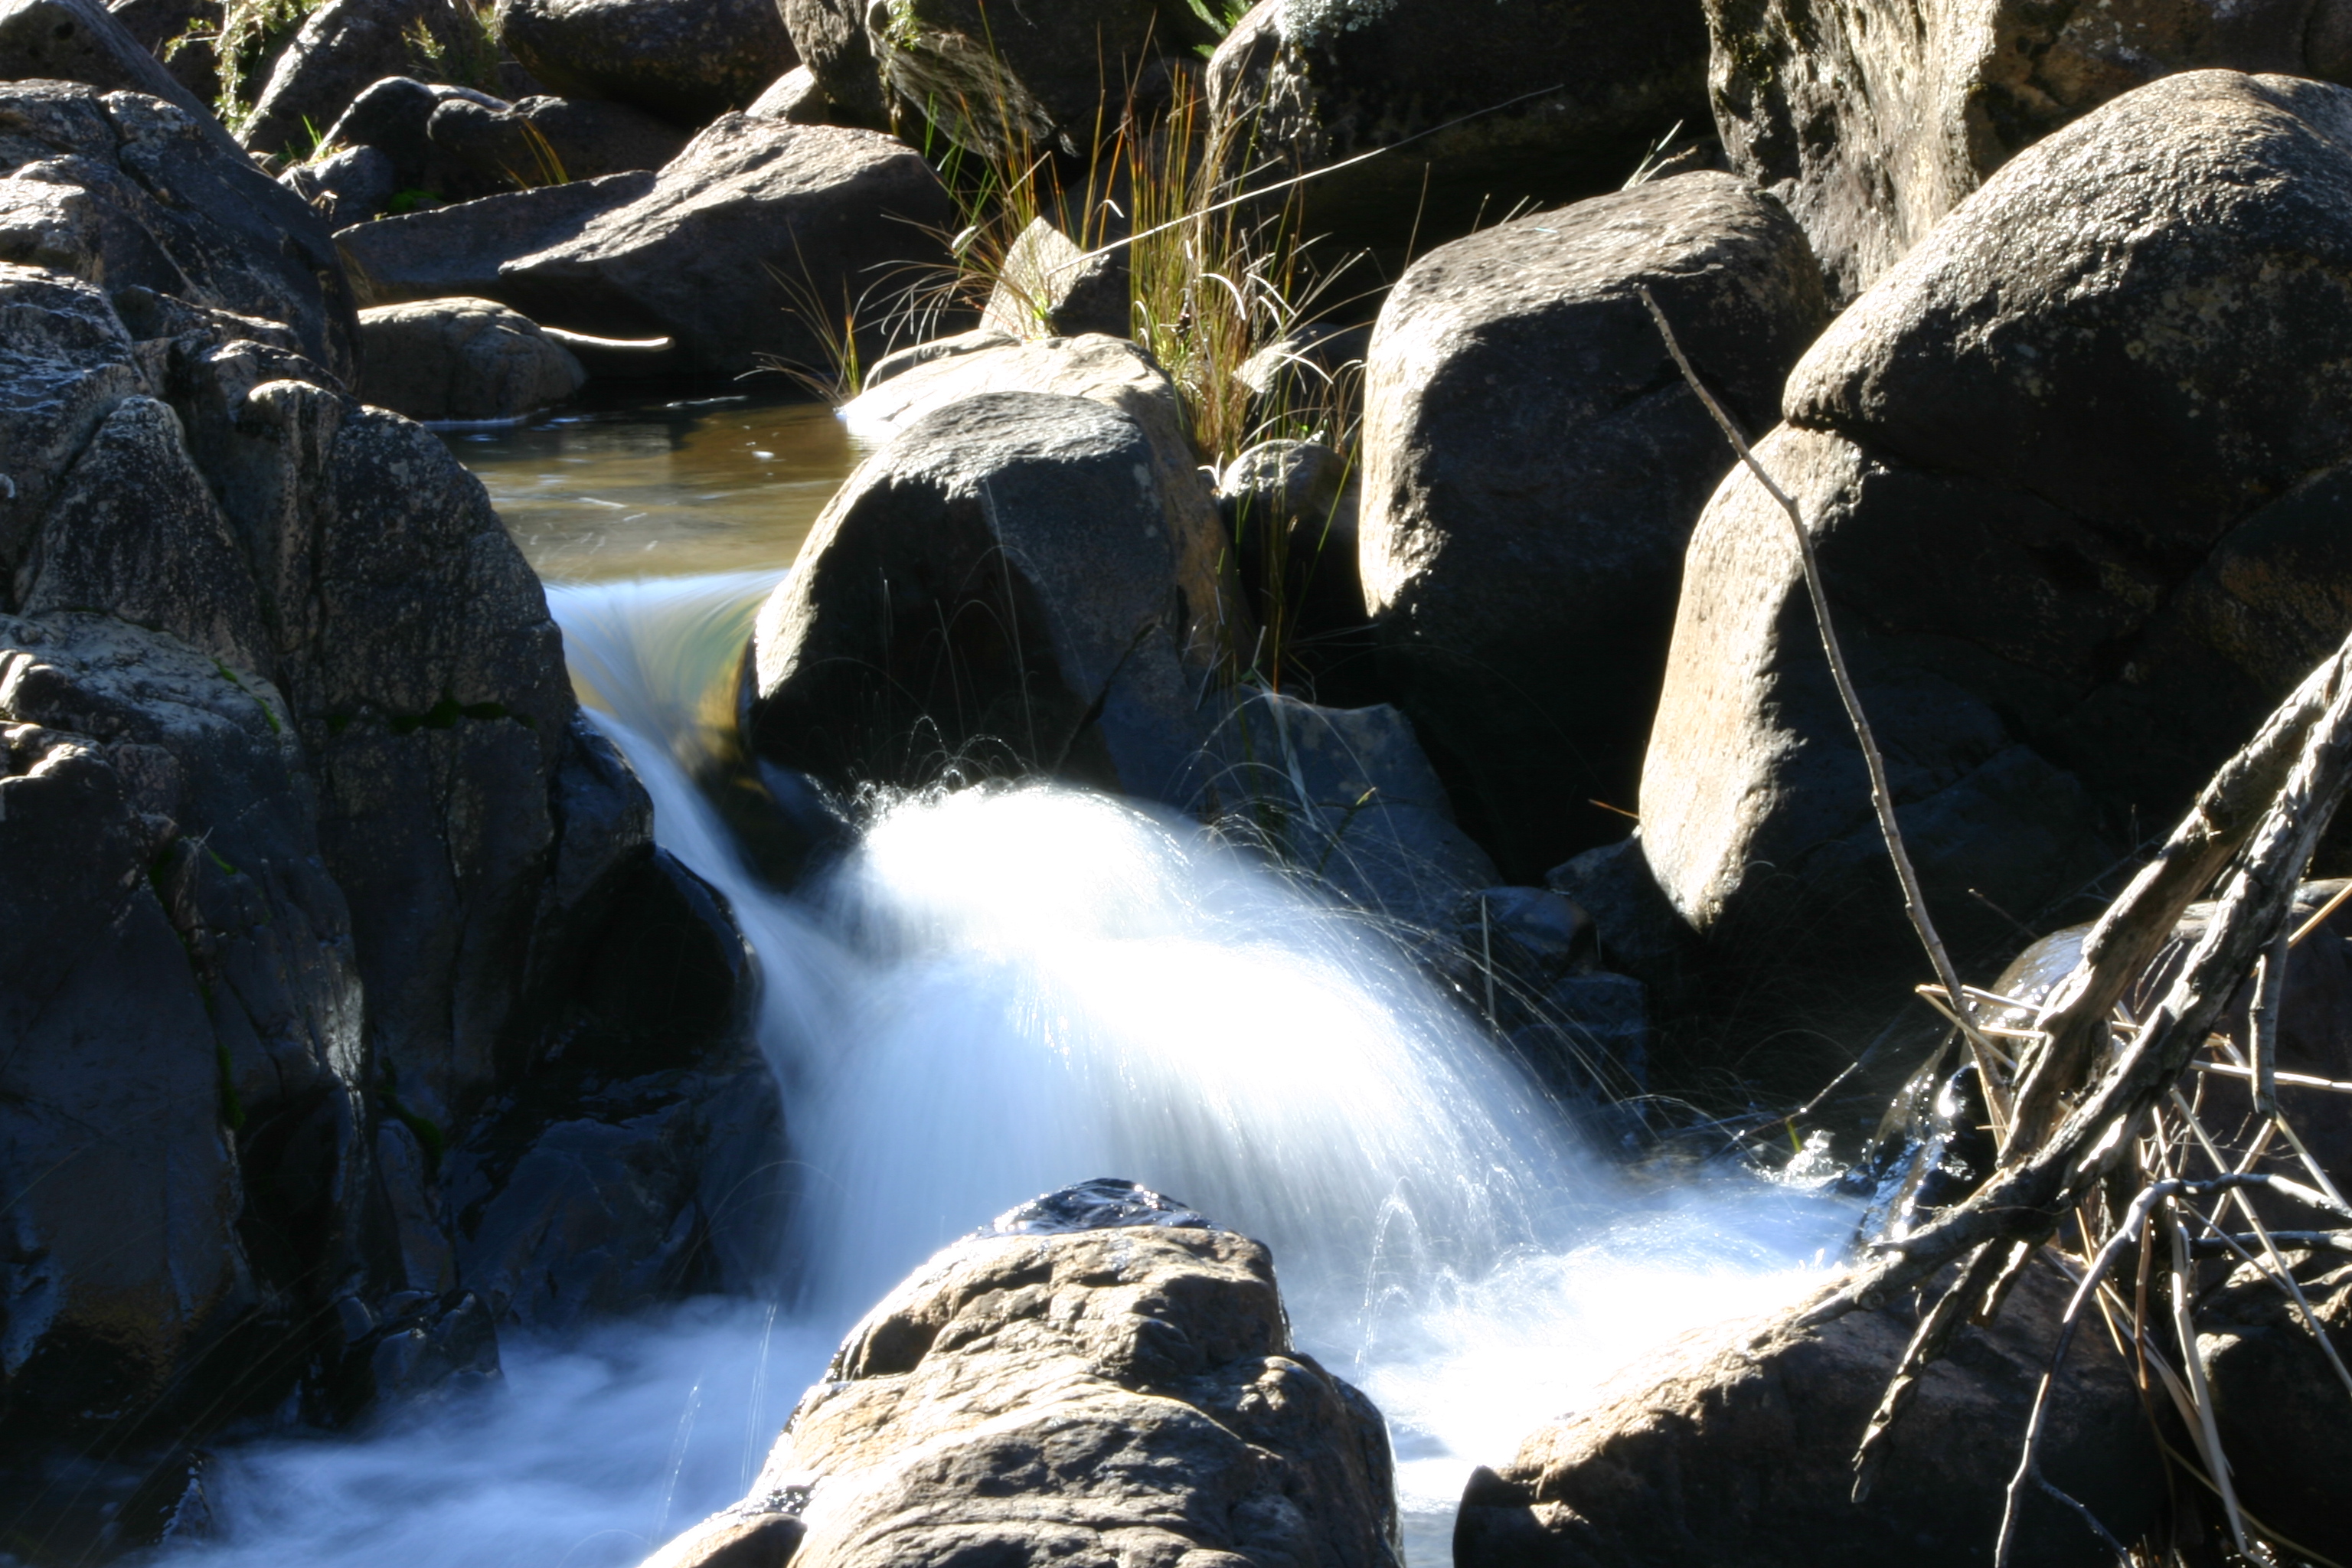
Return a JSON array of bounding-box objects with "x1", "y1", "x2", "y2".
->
[
  {"x1": 740, "y1": 390, "x2": 1236, "y2": 805},
  {"x1": 1358, "y1": 171, "x2": 1830, "y2": 880},
  {"x1": 1454, "y1": 1258, "x2": 2160, "y2": 1566},
  {"x1": 645, "y1": 1181, "x2": 1403, "y2": 1568},
  {"x1": 1628, "y1": 70, "x2": 2352, "y2": 1099},
  {"x1": 0, "y1": 79, "x2": 361, "y2": 384},
  {"x1": 239, "y1": 0, "x2": 474, "y2": 159},
  {"x1": 1706, "y1": 0, "x2": 2352, "y2": 302},
  {"x1": 356, "y1": 295, "x2": 584, "y2": 420},
  {"x1": 493, "y1": 0, "x2": 799, "y2": 125},
  {"x1": 861, "y1": 0, "x2": 1215, "y2": 157},
  {"x1": 1207, "y1": 0, "x2": 1713, "y2": 260},
  {"x1": 338, "y1": 117, "x2": 952, "y2": 376}
]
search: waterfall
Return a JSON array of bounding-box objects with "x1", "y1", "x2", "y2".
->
[{"x1": 170, "y1": 570, "x2": 1857, "y2": 1568}]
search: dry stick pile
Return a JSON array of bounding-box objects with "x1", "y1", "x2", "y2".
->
[{"x1": 1644, "y1": 291, "x2": 2352, "y2": 1566}]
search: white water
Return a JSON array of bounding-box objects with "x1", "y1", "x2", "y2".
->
[{"x1": 168, "y1": 571, "x2": 1858, "y2": 1568}]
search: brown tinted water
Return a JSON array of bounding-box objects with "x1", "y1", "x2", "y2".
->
[{"x1": 446, "y1": 390, "x2": 867, "y2": 584}]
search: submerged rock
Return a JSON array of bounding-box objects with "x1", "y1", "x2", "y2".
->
[
  {"x1": 1358, "y1": 170, "x2": 1829, "y2": 879},
  {"x1": 494, "y1": 0, "x2": 799, "y2": 126},
  {"x1": 356, "y1": 295, "x2": 584, "y2": 420},
  {"x1": 1207, "y1": 0, "x2": 1712, "y2": 259},
  {"x1": 1635, "y1": 70, "x2": 2352, "y2": 1097},
  {"x1": 646, "y1": 1181, "x2": 1403, "y2": 1568},
  {"x1": 1455, "y1": 1259, "x2": 2160, "y2": 1567},
  {"x1": 1707, "y1": 0, "x2": 2352, "y2": 300},
  {"x1": 740, "y1": 389, "x2": 1234, "y2": 805}
]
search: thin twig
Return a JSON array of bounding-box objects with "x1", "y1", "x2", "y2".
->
[{"x1": 1637, "y1": 286, "x2": 2011, "y2": 1135}]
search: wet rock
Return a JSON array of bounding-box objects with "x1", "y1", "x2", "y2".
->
[
  {"x1": 1203, "y1": 689, "x2": 1498, "y2": 934},
  {"x1": 1453, "y1": 1258, "x2": 2161, "y2": 1567},
  {"x1": 776, "y1": 0, "x2": 887, "y2": 129},
  {"x1": 865, "y1": 0, "x2": 1214, "y2": 158},
  {"x1": 0, "y1": 0, "x2": 223, "y2": 129},
  {"x1": 428, "y1": 92, "x2": 691, "y2": 183},
  {"x1": 1635, "y1": 72, "x2": 2352, "y2": 1098},
  {"x1": 240, "y1": 0, "x2": 474, "y2": 160},
  {"x1": 741, "y1": 390, "x2": 1235, "y2": 805},
  {"x1": 0, "y1": 79, "x2": 362, "y2": 382},
  {"x1": 1207, "y1": 0, "x2": 1712, "y2": 260},
  {"x1": 443, "y1": 116, "x2": 950, "y2": 377},
  {"x1": 493, "y1": 0, "x2": 799, "y2": 126},
  {"x1": 319, "y1": 1287, "x2": 503, "y2": 1421},
  {"x1": 356, "y1": 295, "x2": 584, "y2": 420},
  {"x1": 2197, "y1": 1252, "x2": 2352, "y2": 1563},
  {"x1": 282, "y1": 141, "x2": 400, "y2": 225},
  {"x1": 978, "y1": 214, "x2": 1128, "y2": 341},
  {"x1": 1707, "y1": 0, "x2": 2352, "y2": 301},
  {"x1": 335, "y1": 168, "x2": 654, "y2": 303},
  {"x1": 648, "y1": 1181, "x2": 1403, "y2": 1568},
  {"x1": 1359, "y1": 171, "x2": 1829, "y2": 879}
]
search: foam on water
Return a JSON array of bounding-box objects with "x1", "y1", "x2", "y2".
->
[{"x1": 163, "y1": 573, "x2": 1856, "y2": 1567}]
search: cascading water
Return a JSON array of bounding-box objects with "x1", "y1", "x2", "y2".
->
[{"x1": 166, "y1": 411, "x2": 1859, "y2": 1568}]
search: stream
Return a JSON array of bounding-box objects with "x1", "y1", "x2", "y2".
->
[{"x1": 165, "y1": 390, "x2": 1859, "y2": 1568}]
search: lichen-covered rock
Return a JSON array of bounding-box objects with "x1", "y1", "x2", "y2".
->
[
  {"x1": 1454, "y1": 1259, "x2": 2159, "y2": 1567},
  {"x1": 1706, "y1": 0, "x2": 2352, "y2": 301},
  {"x1": 1358, "y1": 170, "x2": 1830, "y2": 879},
  {"x1": 493, "y1": 0, "x2": 799, "y2": 125},
  {"x1": 357, "y1": 295, "x2": 584, "y2": 420},
  {"x1": 1207, "y1": 0, "x2": 1712, "y2": 259},
  {"x1": 1634, "y1": 71, "x2": 2352, "y2": 1096},
  {"x1": 646, "y1": 1181, "x2": 1403, "y2": 1568},
  {"x1": 0, "y1": 79, "x2": 361, "y2": 383},
  {"x1": 740, "y1": 390, "x2": 1236, "y2": 805}
]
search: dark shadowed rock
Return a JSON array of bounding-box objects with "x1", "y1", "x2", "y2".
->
[
  {"x1": 1359, "y1": 171, "x2": 1830, "y2": 879},
  {"x1": 106, "y1": 0, "x2": 220, "y2": 103},
  {"x1": 428, "y1": 92, "x2": 691, "y2": 182},
  {"x1": 646, "y1": 1183, "x2": 1402, "y2": 1568},
  {"x1": 1455, "y1": 1259, "x2": 2160, "y2": 1567},
  {"x1": 283, "y1": 141, "x2": 400, "y2": 224},
  {"x1": 864, "y1": 0, "x2": 1214, "y2": 157},
  {"x1": 776, "y1": 0, "x2": 886, "y2": 128},
  {"x1": 741, "y1": 390, "x2": 1234, "y2": 805},
  {"x1": 2197, "y1": 1252, "x2": 2352, "y2": 1563},
  {"x1": 0, "y1": 80, "x2": 362, "y2": 382},
  {"x1": 1632, "y1": 72, "x2": 2352, "y2": 1100},
  {"x1": 240, "y1": 0, "x2": 471, "y2": 159},
  {"x1": 1207, "y1": 0, "x2": 1713, "y2": 260},
  {"x1": 1707, "y1": 0, "x2": 2352, "y2": 301},
  {"x1": 493, "y1": 0, "x2": 799, "y2": 125},
  {"x1": 1219, "y1": 436, "x2": 1362, "y2": 674},
  {"x1": 357, "y1": 295, "x2": 583, "y2": 420},
  {"x1": 1, "y1": 0, "x2": 221, "y2": 127},
  {"x1": 315, "y1": 74, "x2": 508, "y2": 199},
  {"x1": 335, "y1": 169, "x2": 652, "y2": 303}
]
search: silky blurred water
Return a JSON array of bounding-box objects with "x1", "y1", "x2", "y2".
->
[{"x1": 157, "y1": 407, "x2": 1856, "y2": 1568}]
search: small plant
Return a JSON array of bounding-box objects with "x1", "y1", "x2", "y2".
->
[
  {"x1": 175, "y1": 0, "x2": 322, "y2": 135},
  {"x1": 406, "y1": 0, "x2": 504, "y2": 98}
]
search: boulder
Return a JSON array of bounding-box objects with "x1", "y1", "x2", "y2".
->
[
  {"x1": 1706, "y1": 0, "x2": 2352, "y2": 302},
  {"x1": 427, "y1": 92, "x2": 691, "y2": 182},
  {"x1": 776, "y1": 0, "x2": 887, "y2": 128},
  {"x1": 282, "y1": 142, "x2": 400, "y2": 224},
  {"x1": 1632, "y1": 71, "x2": 2352, "y2": 1099},
  {"x1": 341, "y1": 116, "x2": 952, "y2": 376},
  {"x1": 1454, "y1": 1258, "x2": 2161, "y2": 1566},
  {"x1": 356, "y1": 295, "x2": 584, "y2": 420},
  {"x1": 1, "y1": 0, "x2": 222, "y2": 129},
  {"x1": 240, "y1": 0, "x2": 475, "y2": 159},
  {"x1": 862, "y1": 0, "x2": 1215, "y2": 158},
  {"x1": 0, "y1": 79, "x2": 362, "y2": 384},
  {"x1": 2197, "y1": 1252, "x2": 2352, "y2": 1563},
  {"x1": 492, "y1": 0, "x2": 799, "y2": 126},
  {"x1": 978, "y1": 214, "x2": 1127, "y2": 341},
  {"x1": 106, "y1": 0, "x2": 220, "y2": 103},
  {"x1": 646, "y1": 1180, "x2": 1403, "y2": 1568},
  {"x1": 1217, "y1": 436, "x2": 1362, "y2": 676},
  {"x1": 1206, "y1": 0, "x2": 1713, "y2": 260},
  {"x1": 740, "y1": 390, "x2": 1234, "y2": 805},
  {"x1": 1358, "y1": 170, "x2": 1830, "y2": 880},
  {"x1": 1431, "y1": 886, "x2": 1653, "y2": 1102},
  {"x1": 744, "y1": 62, "x2": 832, "y2": 125},
  {"x1": 1201, "y1": 690, "x2": 1499, "y2": 934},
  {"x1": 315, "y1": 74, "x2": 510, "y2": 199}
]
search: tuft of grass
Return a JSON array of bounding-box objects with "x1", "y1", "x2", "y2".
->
[
  {"x1": 406, "y1": 1, "x2": 503, "y2": 97},
  {"x1": 178, "y1": 0, "x2": 323, "y2": 136}
]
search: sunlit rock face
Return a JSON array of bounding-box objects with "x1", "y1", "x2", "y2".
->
[{"x1": 647, "y1": 1181, "x2": 1405, "y2": 1568}]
